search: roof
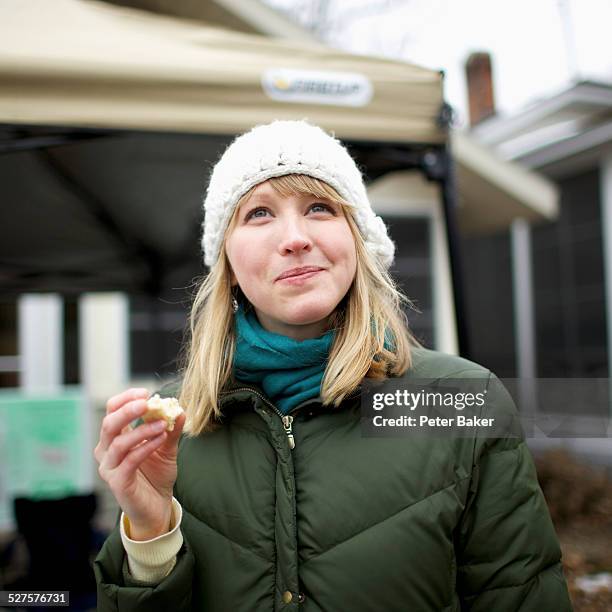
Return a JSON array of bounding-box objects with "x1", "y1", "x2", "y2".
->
[
  {"x1": 471, "y1": 80, "x2": 612, "y2": 173},
  {"x1": 452, "y1": 131, "x2": 558, "y2": 233}
]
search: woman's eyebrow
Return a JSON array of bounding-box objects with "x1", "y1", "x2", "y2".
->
[
  {"x1": 238, "y1": 194, "x2": 273, "y2": 211},
  {"x1": 244, "y1": 193, "x2": 335, "y2": 208},
  {"x1": 249, "y1": 192, "x2": 278, "y2": 204}
]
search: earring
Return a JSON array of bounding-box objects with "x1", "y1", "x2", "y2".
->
[{"x1": 231, "y1": 296, "x2": 239, "y2": 313}]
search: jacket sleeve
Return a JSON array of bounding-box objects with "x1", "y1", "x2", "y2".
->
[
  {"x1": 94, "y1": 520, "x2": 195, "y2": 612},
  {"x1": 456, "y1": 373, "x2": 573, "y2": 611}
]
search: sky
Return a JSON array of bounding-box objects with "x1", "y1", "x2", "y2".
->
[{"x1": 263, "y1": 0, "x2": 612, "y2": 128}]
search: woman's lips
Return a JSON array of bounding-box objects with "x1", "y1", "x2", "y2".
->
[{"x1": 277, "y1": 269, "x2": 322, "y2": 284}]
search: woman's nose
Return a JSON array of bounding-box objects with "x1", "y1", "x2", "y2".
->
[{"x1": 277, "y1": 219, "x2": 313, "y2": 255}]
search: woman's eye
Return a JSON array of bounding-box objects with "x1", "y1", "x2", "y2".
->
[
  {"x1": 246, "y1": 207, "x2": 270, "y2": 220},
  {"x1": 309, "y1": 203, "x2": 334, "y2": 214},
  {"x1": 245, "y1": 203, "x2": 334, "y2": 220}
]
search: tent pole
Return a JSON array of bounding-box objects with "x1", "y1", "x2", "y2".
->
[
  {"x1": 423, "y1": 143, "x2": 470, "y2": 358},
  {"x1": 440, "y1": 145, "x2": 470, "y2": 358}
]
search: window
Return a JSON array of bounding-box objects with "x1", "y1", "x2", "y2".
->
[
  {"x1": 532, "y1": 168, "x2": 607, "y2": 377},
  {"x1": 384, "y1": 216, "x2": 433, "y2": 348}
]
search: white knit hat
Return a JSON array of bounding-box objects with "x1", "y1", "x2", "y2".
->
[{"x1": 202, "y1": 120, "x2": 395, "y2": 268}]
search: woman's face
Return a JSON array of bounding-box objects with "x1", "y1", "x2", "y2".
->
[{"x1": 225, "y1": 180, "x2": 357, "y2": 340}]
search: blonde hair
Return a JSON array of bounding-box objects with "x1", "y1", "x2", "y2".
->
[{"x1": 178, "y1": 174, "x2": 420, "y2": 436}]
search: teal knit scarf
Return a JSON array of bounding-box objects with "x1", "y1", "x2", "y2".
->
[{"x1": 233, "y1": 307, "x2": 335, "y2": 414}]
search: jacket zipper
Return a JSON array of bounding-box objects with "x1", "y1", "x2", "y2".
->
[
  {"x1": 220, "y1": 386, "x2": 297, "y2": 450},
  {"x1": 221, "y1": 385, "x2": 299, "y2": 598},
  {"x1": 281, "y1": 415, "x2": 295, "y2": 450}
]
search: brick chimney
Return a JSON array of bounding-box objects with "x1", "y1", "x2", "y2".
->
[{"x1": 465, "y1": 52, "x2": 496, "y2": 126}]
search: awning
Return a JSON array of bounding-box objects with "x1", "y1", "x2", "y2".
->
[
  {"x1": 0, "y1": 0, "x2": 444, "y2": 144},
  {"x1": 452, "y1": 131, "x2": 559, "y2": 233}
]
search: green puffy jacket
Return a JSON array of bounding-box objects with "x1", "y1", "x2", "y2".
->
[{"x1": 94, "y1": 347, "x2": 572, "y2": 611}]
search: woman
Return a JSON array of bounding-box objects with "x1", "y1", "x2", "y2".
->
[{"x1": 94, "y1": 120, "x2": 572, "y2": 611}]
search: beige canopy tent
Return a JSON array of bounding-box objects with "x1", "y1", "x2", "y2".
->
[
  {"x1": 0, "y1": 0, "x2": 444, "y2": 143},
  {"x1": 0, "y1": 0, "x2": 558, "y2": 356}
]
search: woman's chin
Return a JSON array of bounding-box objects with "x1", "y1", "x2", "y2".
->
[{"x1": 278, "y1": 302, "x2": 335, "y2": 327}]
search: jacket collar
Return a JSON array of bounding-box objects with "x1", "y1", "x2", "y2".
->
[{"x1": 219, "y1": 379, "x2": 362, "y2": 420}]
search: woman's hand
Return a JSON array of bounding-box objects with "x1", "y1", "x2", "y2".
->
[{"x1": 94, "y1": 388, "x2": 186, "y2": 540}]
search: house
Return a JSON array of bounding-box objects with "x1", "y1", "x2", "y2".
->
[
  {"x1": 464, "y1": 53, "x2": 612, "y2": 461},
  {"x1": 466, "y1": 54, "x2": 611, "y2": 381}
]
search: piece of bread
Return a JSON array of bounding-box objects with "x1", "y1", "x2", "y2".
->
[{"x1": 142, "y1": 394, "x2": 184, "y2": 431}]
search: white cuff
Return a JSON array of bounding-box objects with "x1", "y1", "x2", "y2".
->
[{"x1": 120, "y1": 497, "x2": 184, "y2": 584}]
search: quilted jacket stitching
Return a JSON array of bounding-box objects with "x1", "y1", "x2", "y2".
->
[
  {"x1": 461, "y1": 560, "x2": 562, "y2": 597},
  {"x1": 301, "y1": 473, "x2": 472, "y2": 566},
  {"x1": 481, "y1": 442, "x2": 524, "y2": 459},
  {"x1": 181, "y1": 507, "x2": 273, "y2": 564}
]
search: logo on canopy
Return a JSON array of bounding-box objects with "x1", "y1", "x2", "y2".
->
[{"x1": 262, "y1": 69, "x2": 373, "y2": 107}]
